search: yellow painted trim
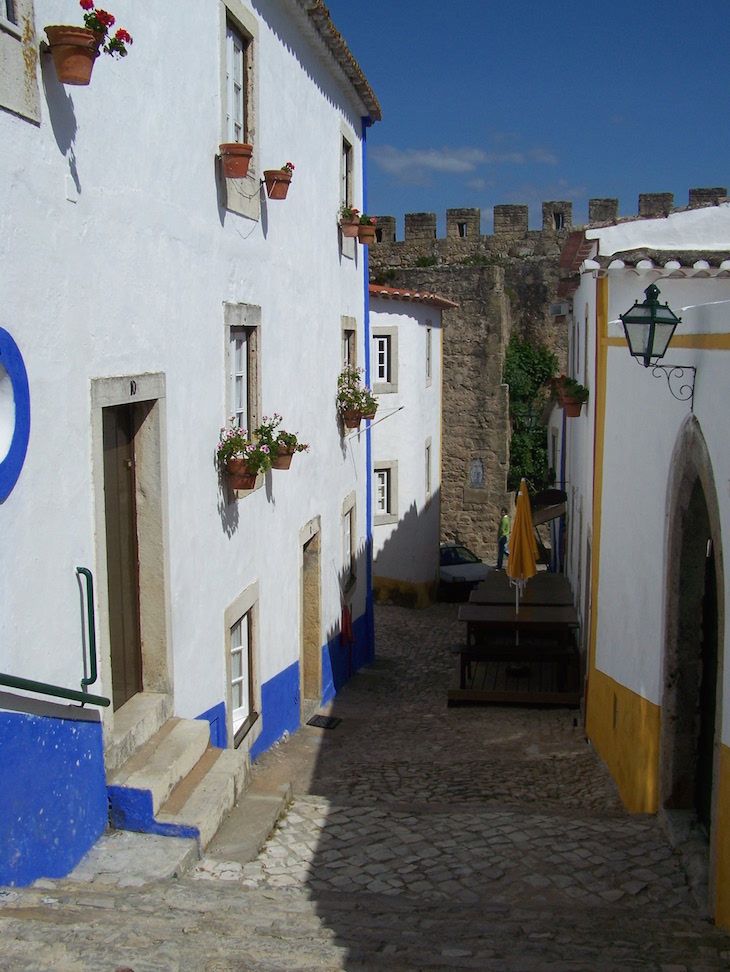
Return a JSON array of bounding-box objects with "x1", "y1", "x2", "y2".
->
[
  {"x1": 585, "y1": 278, "x2": 661, "y2": 813},
  {"x1": 586, "y1": 669, "x2": 660, "y2": 813},
  {"x1": 716, "y1": 744, "x2": 730, "y2": 928},
  {"x1": 606, "y1": 333, "x2": 730, "y2": 350},
  {"x1": 373, "y1": 576, "x2": 435, "y2": 609},
  {"x1": 585, "y1": 277, "x2": 608, "y2": 728}
]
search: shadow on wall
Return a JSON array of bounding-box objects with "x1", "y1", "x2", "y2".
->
[
  {"x1": 372, "y1": 490, "x2": 442, "y2": 608},
  {"x1": 320, "y1": 536, "x2": 375, "y2": 705}
]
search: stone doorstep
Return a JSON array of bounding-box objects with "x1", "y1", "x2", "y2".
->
[
  {"x1": 108, "y1": 719, "x2": 211, "y2": 816},
  {"x1": 157, "y1": 747, "x2": 251, "y2": 851},
  {"x1": 105, "y1": 692, "x2": 173, "y2": 775},
  {"x1": 106, "y1": 706, "x2": 252, "y2": 856}
]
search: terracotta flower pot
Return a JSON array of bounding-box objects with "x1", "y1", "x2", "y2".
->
[
  {"x1": 45, "y1": 25, "x2": 102, "y2": 85},
  {"x1": 340, "y1": 218, "x2": 359, "y2": 238},
  {"x1": 227, "y1": 458, "x2": 257, "y2": 490},
  {"x1": 263, "y1": 169, "x2": 292, "y2": 200},
  {"x1": 219, "y1": 143, "x2": 253, "y2": 179},
  {"x1": 358, "y1": 223, "x2": 376, "y2": 245},
  {"x1": 362, "y1": 410, "x2": 377, "y2": 422},
  {"x1": 343, "y1": 410, "x2": 362, "y2": 430},
  {"x1": 561, "y1": 396, "x2": 583, "y2": 417},
  {"x1": 271, "y1": 447, "x2": 294, "y2": 470}
]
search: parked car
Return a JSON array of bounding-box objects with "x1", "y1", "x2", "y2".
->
[{"x1": 439, "y1": 542, "x2": 491, "y2": 599}]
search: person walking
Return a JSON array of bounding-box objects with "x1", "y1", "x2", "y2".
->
[{"x1": 496, "y1": 506, "x2": 510, "y2": 570}]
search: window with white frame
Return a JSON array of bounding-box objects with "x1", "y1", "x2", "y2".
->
[
  {"x1": 230, "y1": 612, "x2": 253, "y2": 738},
  {"x1": 342, "y1": 492, "x2": 356, "y2": 592},
  {"x1": 374, "y1": 461, "x2": 398, "y2": 525},
  {"x1": 225, "y1": 302, "x2": 260, "y2": 437},
  {"x1": 1, "y1": 0, "x2": 40, "y2": 121},
  {"x1": 341, "y1": 137, "x2": 353, "y2": 210},
  {"x1": 226, "y1": 20, "x2": 247, "y2": 143},
  {"x1": 342, "y1": 317, "x2": 356, "y2": 369},
  {"x1": 220, "y1": 0, "x2": 258, "y2": 219},
  {"x1": 425, "y1": 324, "x2": 432, "y2": 384},
  {"x1": 372, "y1": 328, "x2": 398, "y2": 394},
  {"x1": 375, "y1": 468, "x2": 389, "y2": 513},
  {"x1": 225, "y1": 580, "x2": 260, "y2": 748},
  {"x1": 374, "y1": 335, "x2": 390, "y2": 382}
]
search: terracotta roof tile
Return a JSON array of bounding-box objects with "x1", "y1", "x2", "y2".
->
[
  {"x1": 369, "y1": 284, "x2": 459, "y2": 310},
  {"x1": 293, "y1": 1, "x2": 381, "y2": 122}
]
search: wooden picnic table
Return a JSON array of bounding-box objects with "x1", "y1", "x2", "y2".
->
[
  {"x1": 469, "y1": 570, "x2": 573, "y2": 606},
  {"x1": 454, "y1": 601, "x2": 580, "y2": 695}
]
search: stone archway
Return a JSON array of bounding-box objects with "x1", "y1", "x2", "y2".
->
[{"x1": 660, "y1": 415, "x2": 724, "y2": 917}]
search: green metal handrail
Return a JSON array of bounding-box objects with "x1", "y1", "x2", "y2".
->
[
  {"x1": 76, "y1": 567, "x2": 98, "y2": 692},
  {"x1": 0, "y1": 567, "x2": 110, "y2": 708},
  {"x1": 0, "y1": 672, "x2": 109, "y2": 707}
]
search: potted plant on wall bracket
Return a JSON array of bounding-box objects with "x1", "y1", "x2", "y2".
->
[
  {"x1": 357, "y1": 214, "x2": 377, "y2": 245},
  {"x1": 45, "y1": 0, "x2": 132, "y2": 86},
  {"x1": 254, "y1": 414, "x2": 309, "y2": 470},
  {"x1": 337, "y1": 367, "x2": 377, "y2": 432},
  {"x1": 339, "y1": 203, "x2": 360, "y2": 238},
  {"x1": 550, "y1": 375, "x2": 589, "y2": 417},
  {"x1": 361, "y1": 389, "x2": 379, "y2": 422},
  {"x1": 219, "y1": 142, "x2": 254, "y2": 179},
  {"x1": 263, "y1": 162, "x2": 294, "y2": 199},
  {"x1": 217, "y1": 420, "x2": 272, "y2": 491}
]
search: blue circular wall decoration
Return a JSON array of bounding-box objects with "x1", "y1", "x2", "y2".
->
[{"x1": 0, "y1": 328, "x2": 30, "y2": 502}]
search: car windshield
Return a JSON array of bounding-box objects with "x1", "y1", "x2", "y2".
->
[{"x1": 441, "y1": 545, "x2": 481, "y2": 566}]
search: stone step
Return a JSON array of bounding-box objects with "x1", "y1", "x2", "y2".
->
[
  {"x1": 108, "y1": 718, "x2": 211, "y2": 816},
  {"x1": 105, "y1": 692, "x2": 173, "y2": 775},
  {"x1": 107, "y1": 715, "x2": 252, "y2": 855},
  {"x1": 157, "y1": 747, "x2": 251, "y2": 851}
]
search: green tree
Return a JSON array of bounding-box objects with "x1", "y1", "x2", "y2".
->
[{"x1": 503, "y1": 340, "x2": 557, "y2": 492}]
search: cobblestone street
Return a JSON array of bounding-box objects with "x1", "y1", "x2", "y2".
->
[{"x1": 2, "y1": 603, "x2": 729, "y2": 970}]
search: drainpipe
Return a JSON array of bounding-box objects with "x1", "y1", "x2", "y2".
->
[{"x1": 362, "y1": 115, "x2": 375, "y2": 665}]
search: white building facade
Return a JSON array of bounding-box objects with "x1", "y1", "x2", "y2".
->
[
  {"x1": 369, "y1": 285, "x2": 456, "y2": 606},
  {"x1": 557, "y1": 200, "x2": 730, "y2": 926},
  {"x1": 0, "y1": 0, "x2": 379, "y2": 884}
]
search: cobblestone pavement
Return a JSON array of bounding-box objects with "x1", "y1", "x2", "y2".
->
[{"x1": 2, "y1": 603, "x2": 730, "y2": 970}]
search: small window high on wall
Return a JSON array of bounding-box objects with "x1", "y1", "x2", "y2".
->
[
  {"x1": 225, "y1": 302, "x2": 261, "y2": 435},
  {"x1": 226, "y1": 20, "x2": 248, "y2": 143}
]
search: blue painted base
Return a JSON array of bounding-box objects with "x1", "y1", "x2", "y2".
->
[
  {"x1": 322, "y1": 608, "x2": 372, "y2": 704},
  {"x1": 0, "y1": 711, "x2": 108, "y2": 887},
  {"x1": 107, "y1": 785, "x2": 200, "y2": 843},
  {"x1": 250, "y1": 660, "x2": 300, "y2": 759},
  {"x1": 250, "y1": 608, "x2": 375, "y2": 759},
  {"x1": 196, "y1": 700, "x2": 226, "y2": 749}
]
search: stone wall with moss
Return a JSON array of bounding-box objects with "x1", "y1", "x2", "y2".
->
[{"x1": 368, "y1": 204, "x2": 570, "y2": 562}]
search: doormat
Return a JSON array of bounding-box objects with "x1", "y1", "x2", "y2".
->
[{"x1": 307, "y1": 715, "x2": 342, "y2": 730}]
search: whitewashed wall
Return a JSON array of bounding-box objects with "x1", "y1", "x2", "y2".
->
[
  {"x1": 370, "y1": 297, "x2": 442, "y2": 586},
  {"x1": 565, "y1": 251, "x2": 730, "y2": 743},
  {"x1": 1, "y1": 0, "x2": 372, "y2": 737}
]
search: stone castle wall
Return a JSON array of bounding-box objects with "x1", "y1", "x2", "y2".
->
[{"x1": 368, "y1": 188, "x2": 727, "y2": 562}]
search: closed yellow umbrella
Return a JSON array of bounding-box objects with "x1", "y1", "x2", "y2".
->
[{"x1": 506, "y1": 479, "x2": 538, "y2": 620}]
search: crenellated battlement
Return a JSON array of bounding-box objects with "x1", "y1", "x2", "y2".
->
[{"x1": 373, "y1": 187, "x2": 728, "y2": 244}]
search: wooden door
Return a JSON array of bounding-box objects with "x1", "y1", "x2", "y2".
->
[
  {"x1": 696, "y1": 539, "x2": 718, "y2": 831},
  {"x1": 103, "y1": 405, "x2": 143, "y2": 710}
]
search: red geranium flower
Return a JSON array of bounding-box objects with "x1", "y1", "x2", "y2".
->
[{"x1": 77, "y1": 0, "x2": 132, "y2": 58}]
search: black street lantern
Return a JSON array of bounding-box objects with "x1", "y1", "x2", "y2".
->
[
  {"x1": 619, "y1": 283, "x2": 682, "y2": 368},
  {"x1": 524, "y1": 407, "x2": 540, "y2": 430}
]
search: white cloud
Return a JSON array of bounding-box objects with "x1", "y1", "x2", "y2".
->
[
  {"x1": 371, "y1": 142, "x2": 559, "y2": 185},
  {"x1": 372, "y1": 146, "x2": 489, "y2": 181}
]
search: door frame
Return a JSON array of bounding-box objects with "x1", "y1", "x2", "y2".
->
[
  {"x1": 661, "y1": 414, "x2": 725, "y2": 917},
  {"x1": 91, "y1": 374, "x2": 173, "y2": 739},
  {"x1": 299, "y1": 516, "x2": 322, "y2": 722}
]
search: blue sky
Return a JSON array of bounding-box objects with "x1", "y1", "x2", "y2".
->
[{"x1": 324, "y1": 0, "x2": 729, "y2": 235}]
